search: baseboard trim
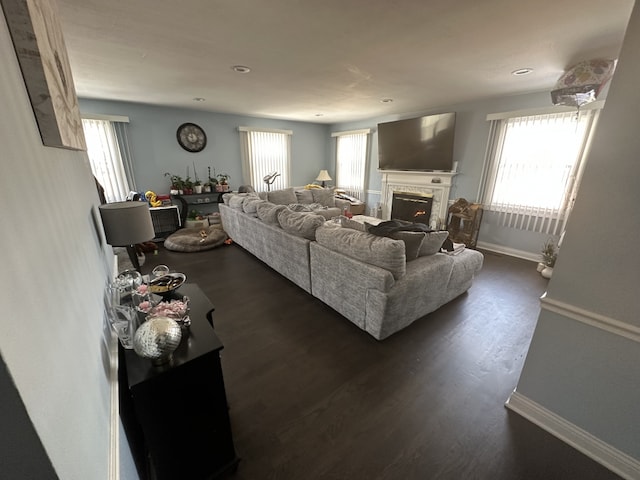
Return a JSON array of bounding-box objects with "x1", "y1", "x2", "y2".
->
[
  {"x1": 108, "y1": 330, "x2": 120, "y2": 480},
  {"x1": 540, "y1": 296, "x2": 640, "y2": 344},
  {"x1": 506, "y1": 390, "x2": 640, "y2": 480},
  {"x1": 476, "y1": 241, "x2": 539, "y2": 262}
]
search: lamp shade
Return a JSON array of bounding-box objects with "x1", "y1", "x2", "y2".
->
[
  {"x1": 316, "y1": 170, "x2": 332, "y2": 182},
  {"x1": 99, "y1": 201, "x2": 155, "y2": 246}
]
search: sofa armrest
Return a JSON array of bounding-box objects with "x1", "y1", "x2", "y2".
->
[{"x1": 334, "y1": 198, "x2": 350, "y2": 212}]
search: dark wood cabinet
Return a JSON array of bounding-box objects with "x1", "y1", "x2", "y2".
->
[{"x1": 119, "y1": 284, "x2": 239, "y2": 480}]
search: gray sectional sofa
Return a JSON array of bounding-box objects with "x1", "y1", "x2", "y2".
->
[{"x1": 219, "y1": 188, "x2": 484, "y2": 340}]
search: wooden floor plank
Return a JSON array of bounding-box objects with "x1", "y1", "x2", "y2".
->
[{"x1": 140, "y1": 244, "x2": 622, "y2": 480}]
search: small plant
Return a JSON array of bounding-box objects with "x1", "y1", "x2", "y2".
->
[
  {"x1": 541, "y1": 239, "x2": 557, "y2": 267},
  {"x1": 217, "y1": 173, "x2": 230, "y2": 185},
  {"x1": 164, "y1": 172, "x2": 184, "y2": 190},
  {"x1": 187, "y1": 209, "x2": 204, "y2": 220},
  {"x1": 207, "y1": 166, "x2": 218, "y2": 186}
]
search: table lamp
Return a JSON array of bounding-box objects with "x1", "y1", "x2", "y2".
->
[
  {"x1": 99, "y1": 201, "x2": 155, "y2": 272},
  {"x1": 316, "y1": 170, "x2": 332, "y2": 188}
]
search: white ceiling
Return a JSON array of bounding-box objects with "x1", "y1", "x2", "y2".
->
[{"x1": 57, "y1": 0, "x2": 635, "y2": 124}]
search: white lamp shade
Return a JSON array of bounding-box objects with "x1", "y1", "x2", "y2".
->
[
  {"x1": 316, "y1": 170, "x2": 332, "y2": 182},
  {"x1": 99, "y1": 201, "x2": 155, "y2": 246}
]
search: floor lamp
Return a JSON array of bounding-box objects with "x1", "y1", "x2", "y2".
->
[{"x1": 99, "y1": 201, "x2": 155, "y2": 272}]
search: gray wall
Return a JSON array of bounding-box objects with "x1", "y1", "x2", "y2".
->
[
  {"x1": 515, "y1": 0, "x2": 640, "y2": 462},
  {"x1": 79, "y1": 99, "x2": 331, "y2": 195},
  {"x1": 0, "y1": 8, "x2": 115, "y2": 479},
  {"x1": 81, "y1": 89, "x2": 589, "y2": 259},
  {"x1": 328, "y1": 90, "x2": 603, "y2": 258}
]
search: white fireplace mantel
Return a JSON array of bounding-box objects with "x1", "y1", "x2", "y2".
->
[{"x1": 380, "y1": 171, "x2": 457, "y2": 228}]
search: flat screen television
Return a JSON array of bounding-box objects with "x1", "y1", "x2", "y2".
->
[{"x1": 377, "y1": 112, "x2": 456, "y2": 171}]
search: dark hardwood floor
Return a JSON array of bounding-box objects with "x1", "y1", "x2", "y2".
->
[{"x1": 141, "y1": 242, "x2": 622, "y2": 480}]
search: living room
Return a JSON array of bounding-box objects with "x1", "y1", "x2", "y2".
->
[{"x1": 1, "y1": 1, "x2": 639, "y2": 480}]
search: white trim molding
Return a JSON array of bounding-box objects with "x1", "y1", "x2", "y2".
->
[
  {"x1": 238, "y1": 126, "x2": 292, "y2": 135},
  {"x1": 506, "y1": 390, "x2": 640, "y2": 480},
  {"x1": 331, "y1": 128, "x2": 371, "y2": 137},
  {"x1": 81, "y1": 113, "x2": 130, "y2": 123},
  {"x1": 476, "y1": 240, "x2": 539, "y2": 262},
  {"x1": 540, "y1": 296, "x2": 640, "y2": 344}
]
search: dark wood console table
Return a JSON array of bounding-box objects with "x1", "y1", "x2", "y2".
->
[{"x1": 119, "y1": 283, "x2": 239, "y2": 480}]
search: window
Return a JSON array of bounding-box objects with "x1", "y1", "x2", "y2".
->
[
  {"x1": 479, "y1": 108, "x2": 600, "y2": 235},
  {"x1": 82, "y1": 116, "x2": 135, "y2": 203},
  {"x1": 239, "y1": 127, "x2": 291, "y2": 192},
  {"x1": 332, "y1": 129, "x2": 370, "y2": 200}
]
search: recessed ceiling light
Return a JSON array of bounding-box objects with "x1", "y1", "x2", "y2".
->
[
  {"x1": 512, "y1": 68, "x2": 533, "y2": 76},
  {"x1": 193, "y1": 97, "x2": 205, "y2": 102},
  {"x1": 232, "y1": 65, "x2": 251, "y2": 73},
  {"x1": 380, "y1": 98, "x2": 393, "y2": 103}
]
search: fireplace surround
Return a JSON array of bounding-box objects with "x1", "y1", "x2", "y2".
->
[{"x1": 380, "y1": 171, "x2": 456, "y2": 229}]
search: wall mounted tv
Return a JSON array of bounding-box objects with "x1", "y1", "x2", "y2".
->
[{"x1": 377, "y1": 112, "x2": 456, "y2": 172}]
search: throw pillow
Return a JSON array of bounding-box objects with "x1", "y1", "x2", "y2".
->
[
  {"x1": 295, "y1": 189, "x2": 314, "y2": 204},
  {"x1": 315, "y1": 225, "x2": 406, "y2": 279},
  {"x1": 277, "y1": 209, "x2": 325, "y2": 240},
  {"x1": 243, "y1": 198, "x2": 265, "y2": 214},
  {"x1": 310, "y1": 188, "x2": 336, "y2": 207},
  {"x1": 287, "y1": 203, "x2": 314, "y2": 212},
  {"x1": 256, "y1": 202, "x2": 287, "y2": 226},
  {"x1": 389, "y1": 231, "x2": 426, "y2": 261},
  {"x1": 228, "y1": 195, "x2": 246, "y2": 211},
  {"x1": 418, "y1": 231, "x2": 450, "y2": 256},
  {"x1": 267, "y1": 187, "x2": 297, "y2": 205}
]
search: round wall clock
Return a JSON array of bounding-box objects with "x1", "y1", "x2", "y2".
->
[{"x1": 176, "y1": 122, "x2": 207, "y2": 152}]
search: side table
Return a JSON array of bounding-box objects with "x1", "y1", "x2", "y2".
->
[{"x1": 119, "y1": 283, "x2": 239, "y2": 480}]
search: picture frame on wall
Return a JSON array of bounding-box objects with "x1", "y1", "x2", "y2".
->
[{"x1": 1, "y1": 0, "x2": 86, "y2": 151}]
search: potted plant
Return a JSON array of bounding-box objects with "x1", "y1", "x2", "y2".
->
[
  {"x1": 192, "y1": 162, "x2": 203, "y2": 193},
  {"x1": 216, "y1": 173, "x2": 230, "y2": 192},
  {"x1": 165, "y1": 172, "x2": 184, "y2": 195},
  {"x1": 540, "y1": 239, "x2": 557, "y2": 278},
  {"x1": 183, "y1": 176, "x2": 194, "y2": 195},
  {"x1": 204, "y1": 166, "x2": 218, "y2": 193},
  {"x1": 185, "y1": 209, "x2": 208, "y2": 228}
]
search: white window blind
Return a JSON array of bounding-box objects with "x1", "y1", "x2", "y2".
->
[
  {"x1": 82, "y1": 118, "x2": 132, "y2": 203},
  {"x1": 480, "y1": 109, "x2": 599, "y2": 235},
  {"x1": 332, "y1": 129, "x2": 370, "y2": 199},
  {"x1": 239, "y1": 127, "x2": 291, "y2": 192}
]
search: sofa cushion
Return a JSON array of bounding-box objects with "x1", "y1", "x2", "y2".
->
[
  {"x1": 340, "y1": 216, "x2": 367, "y2": 232},
  {"x1": 277, "y1": 209, "x2": 325, "y2": 240},
  {"x1": 315, "y1": 225, "x2": 406, "y2": 279},
  {"x1": 389, "y1": 231, "x2": 426, "y2": 261},
  {"x1": 312, "y1": 207, "x2": 341, "y2": 220},
  {"x1": 228, "y1": 195, "x2": 246, "y2": 210},
  {"x1": 310, "y1": 188, "x2": 336, "y2": 207},
  {"x1": 268, "y1": 187, "x2": 297, "y2": 205},
  {"x1": 256, "y1": 202, "x2": 287, "y2": 226},
  {"x1": 418, "y1": 231, "x2": 450, "y2": 256},
  {"x1": 295, "y1": 189, "x2": 314, "y2": 204},
  {"x1": 243, "y1": 197, "x2": 265, "y2": 214}
]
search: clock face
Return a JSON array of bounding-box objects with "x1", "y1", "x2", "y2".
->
[{"x1": 176, "y1": 123, "x2": 207, "y2": 152}]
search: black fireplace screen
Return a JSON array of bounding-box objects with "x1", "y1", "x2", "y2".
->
[{"x1": 391, "y1": 192, "x2": 433, "y2": 225}]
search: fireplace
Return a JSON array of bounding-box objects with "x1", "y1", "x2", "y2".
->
[
  {"x1": 391, "y1": 191, "x2": 433, "y2": 225},
  {"x1": 380, "y1": 171, "x2": 456, "y2": 228}
]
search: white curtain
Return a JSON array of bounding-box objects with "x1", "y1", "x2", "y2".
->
[
  {"x1": 480, "y1": 109, "x2": 599, "y2": 235},
  {"x1": 333, "y1": 129, "x2": 370, "y2": 199},
  {"x1": 82, "y1": 118, "x2": 132, "y2": 203},
  {"x1": 239, "y1": 127, "x2": 291, "y2": 192}
]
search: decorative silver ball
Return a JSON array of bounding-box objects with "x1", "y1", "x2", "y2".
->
[{"x1": 133, "y1": 317, "x2": 182, "y2": 365}]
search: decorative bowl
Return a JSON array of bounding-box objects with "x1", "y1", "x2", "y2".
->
[{"x1": 148, "y1": 272, "x2": 186, "y2": 295}]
